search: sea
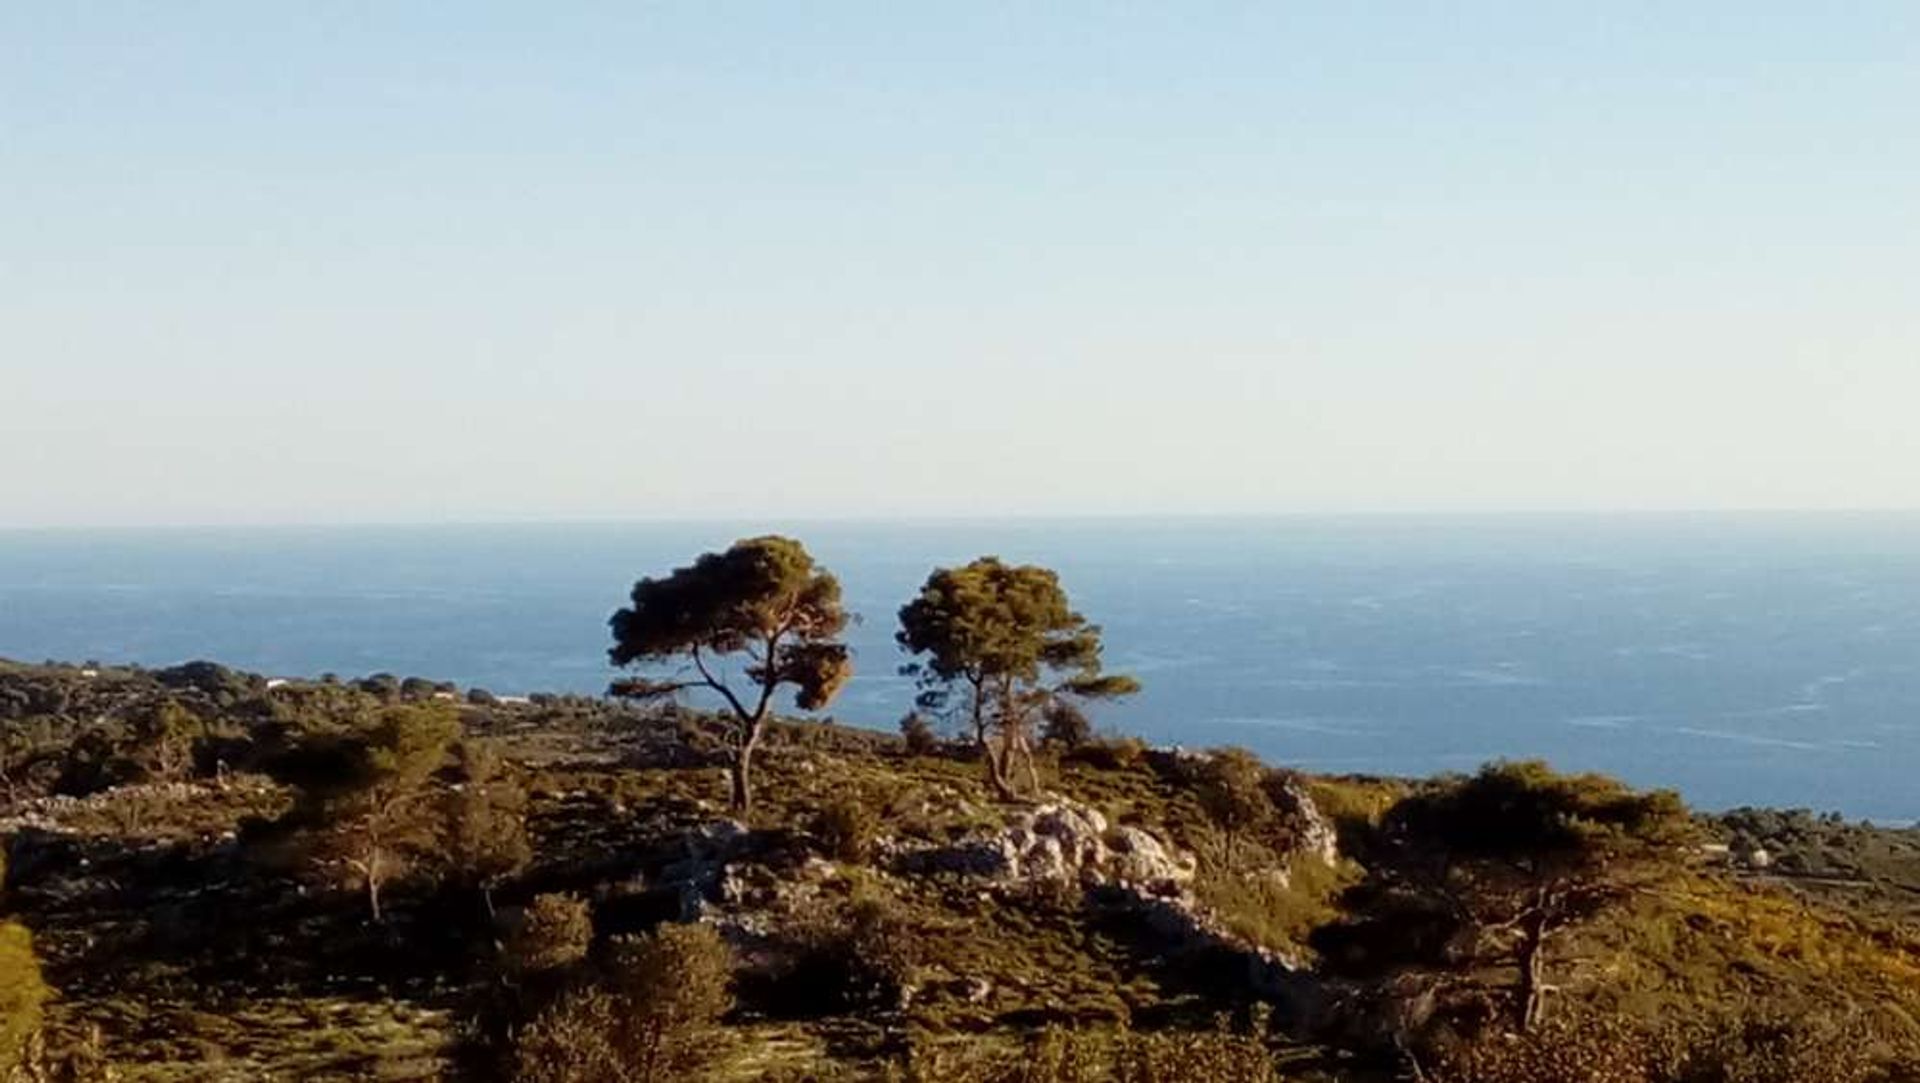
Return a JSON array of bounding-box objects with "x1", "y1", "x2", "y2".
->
[{"x1": 1, "y1": 514, "x2": 1916, "y2": 823}]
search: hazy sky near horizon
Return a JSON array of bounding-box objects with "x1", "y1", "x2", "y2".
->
[{"x1": 4, "y1": 4, "x2": 1918, "y2": 527}]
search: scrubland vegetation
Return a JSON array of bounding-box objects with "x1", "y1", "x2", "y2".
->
[{"x1": 2, "y1": 536, "x2": 1918, "y2": 1081}]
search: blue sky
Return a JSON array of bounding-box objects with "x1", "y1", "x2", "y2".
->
[{"x1": 4, "y1": 4, "x2": 1917, "y2": 526}]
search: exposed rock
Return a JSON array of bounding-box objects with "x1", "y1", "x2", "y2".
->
[
  {"x1": 1268, "y1": 773, "x2": 1339, "y2": 866},
  {"x1": 892, "y1": 794, "x2": 1194, "y2": 892},
  {"x1": 0, "y1": 779, "x2": 282, "y2": 838},
  {"x1": 653, "y1": 818, "x2": 756, "y2": 919},
  {"x1": 1021, "y1": 835, "x2": 1069, "y2": 881},
  {"x1": 1105, "y1": 825, "x2": 1195, "y2": 895},
  {"x1": 960, "y1": 976, "x2": 994, "y2": 1004}
]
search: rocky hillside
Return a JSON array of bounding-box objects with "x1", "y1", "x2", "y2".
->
[{"x1": 2, "y1": 659, "x2": 1919, "y2": 1082}]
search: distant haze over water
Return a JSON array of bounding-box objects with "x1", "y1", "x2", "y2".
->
[{"x1": 2, "y1": 514, "x2": 1916, "y2": 822}]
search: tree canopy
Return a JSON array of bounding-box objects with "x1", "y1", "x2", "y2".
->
[
  {"x1": 608, "y1": 535, "x2": 852, "y2": 813},
  {"x1": 265, "y1": 701, "x2": 462, "y2": 922},
  {"x1": 1363, "y1": 761, "x2": 1694, "y2": 1032},
  {"x1": 896, "y1": 557, "x2": 1138, "y2": 797}
]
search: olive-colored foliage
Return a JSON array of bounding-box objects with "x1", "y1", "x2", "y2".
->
[
  {"x1": 0, "y1": 664, "x2": 235, "y2": 799},
  {"x1": 1366, "y1": 761, "x2": 1695, "y2": 1031},
  {"x1": 1063, "y1": 734, "x2": 1150, "y2": 771},
  {"x1": 1195, "y1": 748, "x2": 1279, "y2": 868},
  {"x1": 896, "y1": 558, "x2": 1138, "y2": 799},
  {"x1": 513, "y1": 922, "x2": 733, "y2": 1083},
  {"x1": 438, "y1": 741, "x2": 530, "y2": 914},
  {"x1": 780, "y1": 896, "x2": 919, "y2": 1013},
  {"x1": 132, "y1": 700, "x2": 203, "y2": 781},
  {"x1": 1039, "y1": 700, "x2": 1091, "y2": 750},
  {"x1": 1195, "y1": 850, "x2": 1355, "y2": 957},
  {"x1": 899, "y1": 712, "x2": 940, "y2": 756},
  {"x1": 267, "y1": 702, "x2": 462, "y2": 921},
  {"x1": 511, "y1": 986, "x2": 630, "y2": 1083},
  {"x1": 0, "y1": 921, "x2": 49, "y2": 1076},
  {"x1": 506, "y1": 894, "x2": 595, "y2": 977},
  {"x1": 814, "y1": 792, "x2": 881, "y2": 863},
  {"x1": 608, "y1": 536, "x2": 852, "y2": 814}
]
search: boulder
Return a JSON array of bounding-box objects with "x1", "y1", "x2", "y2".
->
[{"x1": 1105, "y1": 825, "x2": 1195, "y2": 893}]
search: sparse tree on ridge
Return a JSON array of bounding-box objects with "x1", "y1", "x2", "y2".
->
[
  {"x1": 608, "y1": 535, "x2": 852, "y2": 815},
  {"x1": 1378, "y1": 761, "x2": 1693, "y2": 1032},
  {"x1": 1196, "y1": 747, "x2": 1276, "y2": 870},
  {"x1": 135, "y1": 700, "x2": 201, "y2": 781},
  {"x1": 896, "y1": 557, "x2": 1138, "y2": 799}
]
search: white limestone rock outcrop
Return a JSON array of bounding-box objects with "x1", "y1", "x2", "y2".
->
[{"x1": 894, "y1": 795, "x2": 1195, "y2": 894}]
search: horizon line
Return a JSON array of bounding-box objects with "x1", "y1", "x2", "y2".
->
[{"x1": 6, "y1": 505, "x2": 1920, "y2": 534}]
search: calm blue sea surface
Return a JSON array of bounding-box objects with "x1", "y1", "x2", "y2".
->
[{"x1": 1, "y1": 515, "x2": 1917, "y2": 821}]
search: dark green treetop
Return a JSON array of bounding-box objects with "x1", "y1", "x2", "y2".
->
[{"x1": 608, "y1": 535, "x2": 852, "y2": 813}]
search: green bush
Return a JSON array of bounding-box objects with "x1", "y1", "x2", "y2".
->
[
  {"x1": 1065, "y1": 735, "x2": 1148, "y2": 772},
  {"x1": 1195, "y1": 853, "x2": 1355, "y2": 956},
  {"x1": 899, "y1": 713, "x2": 939, "y2": 757},
  {"x1": 783, "y1": 896, "x2": 919, "y2": 1012},
  {"x1": 814, "y1": 793, "x2": 881, "y2": 863},
  {"x1": 506, "y1": 894, "x2": 594, "y2": 976},
  {"x1": 513, "y1": 922, "x2": 733, "y2": 1083},
  {"x1": 1039, "y1": 701, "x2": 1091, "y2": 750},
  {"x1": 511, "y1": 986, "x2": 626, "y2": 1083}
]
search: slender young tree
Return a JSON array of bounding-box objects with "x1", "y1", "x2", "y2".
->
[
  {"x1": 608, "y1": 536, "x2": 852, "y2": 815},
  {"x1": 269, "y1": 702, "x2": 461, "y2": 923},
  {"x1": 439, "y1": 741, "x2": 531, "y2": 919},
  {"x1": 896, "y1": 557, "x2": 1138, "y2": 799}
]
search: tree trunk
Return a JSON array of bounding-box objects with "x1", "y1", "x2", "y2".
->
[
  {"x1": 1517, "y1": 903, "x2": 1550, "y2": 1031},
  {"x1": 730, "y1": 725, "x2": 760, "y2": 815},
  {"x1": 366, "y1": 854, "x2": 384, "y2": 925},
  {"x1": 969, "y1": 679, "x2": 989, "y2": 749},
  {"x1": 1015, "y1": 728, "x2": 1040, "y2": 795},
  {"x1": 984, "y1": 736, "x2": 1017, "y2": 801}
]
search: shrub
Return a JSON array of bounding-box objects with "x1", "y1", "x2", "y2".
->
[
  {"x1": 1195, "y1": 852, "x2": 1355, "y2": 956},
  {"x1": 814, "y1": 793, "x2": 881, "y2": 863},
  {"x1": 899, "y1": 712, "x2": 939, "y2": 757},
  {"x1": 132, "y1": 701, "x2": 203, "y2": 781},
  {"x1": 512, "y1": 986, "x2": 626, "y2": 1083},
  {"x1": 1432, "y1": 1015, "x2": 1656, "y2": 1083},
  {"x1": 1040, "y1": 701, "x2": 1092, "y2": 750},
  {"x1": 1066, "y1": 735, "x2": 1149, "y2": 772},
  {"x1": 512, "y1": 921, "x2": 733, "y2": 1083},
  {"x1": 439, "y1": 742, "x2": 532, "y2": 913},
  {"x1": 506, "y1": 894, "x2": 594, "y2": 976},
  {"x1": 782, "y1": 896, "x2": 918, "y2": 1012},
  {"x1": 1195, "y1": 749, "x2": 1277, "y2": 867}
]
